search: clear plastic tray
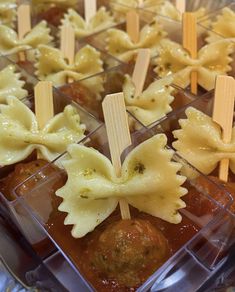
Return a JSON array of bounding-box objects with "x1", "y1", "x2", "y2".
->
[
  {"x1": 13, "y1": 122, "x2": 235, "y2": 291},
  {"x1": 0, "y1": 87, "x2": 101, "y2": 258}
]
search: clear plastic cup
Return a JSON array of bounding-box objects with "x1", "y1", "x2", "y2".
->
[
  {"x1": 13, "y1": 122, "x2": 234, "y2": 291},
  {"x1": 57, "y1": 62, "x2": 196, "y2": 127},
  {"x1": 0, "y1": 87, "x2": 101, "y2": 258}
]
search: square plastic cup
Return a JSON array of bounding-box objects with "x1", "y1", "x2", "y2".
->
[
  {"x1": 0, "y1": 87, "x2": 102, "y2": 259},
  {"x1": 147, "y1": 89, "x2": 235, "y2": 207},
  {"x1": 5, "y1": 42, "x2": 122, "y2": 80},
  {"x1": 30, "y1": 0, "x2": 119, "y2": 34},
  {"x1": 13, "y1": 122, "x2": 234, "y2": 291},
  {"x1": 199, "y1": 2, "x2": 235, "y2": 43},
  {"x1": 0, "y1": 215, "x2": 67, "y2": 291},
  {"x1": 85, "y1": 16, "x2": 163, "y2": 64},
  {"x1": 57, "y1": 62, "x2": 196, "y2": 127}
]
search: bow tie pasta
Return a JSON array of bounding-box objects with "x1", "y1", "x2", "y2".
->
[
  {"x1": 56, "y1": 134, "x2": 187, "y2": 238},
  {"x1": 61, "y1": 7, "x2": 115, "y2": 39},
  {"x1": 0, "y1": 65, "x2": 28, "y2": 103},
  {"x1": 35, "y1": 45, "x2": 103, "y2": 96},
  {"x1": 0, "y1": 96, "x2": 86, "y2": 166},
  {"x1": 206, "y1": 8, "x2": 235, "y2": 43},
  {"x1": 154, "y1": 39, "x2": 234, "y2": 91},
  {"x1": 0, "y1": 0, "x2": 16, "y2": 27},
  {"x1": 123, "y1": 74, "x2": 174, "y2": 126},
  {"x1": 173, "y1": 107, "x2": 235, "y2": 175},
  {"x1": 107, "y1": 18, "x2": 167, "y2": 63},
  {"x1": 0, "y1": 21, "x2": 53, "y2": 55}
]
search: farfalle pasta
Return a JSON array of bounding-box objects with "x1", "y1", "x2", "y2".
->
[
  {"x1": 173, "y1": 107, "x2": 235, "y2": 175},
  {"x1": 0, "y1": 96, "x2": 86, "y2": 166},
  {"x1": 61, "y1": 7, "x2": 115, "y2": 39},
  {"x1": 0, "y1": 65, "x2": 28, "y2": 103},
  {"x1": 0, "y1": 0, "x2": 16, "y2": 27},
  {"x1": 154, "y1": 39, "x2": 234, "y2": 91},
  {"x1": 0, "y1": 20, "x2": 53, "y2": 55},
  {"x1": 35, "y1": 44, "x2": 103, "y2": 96},
  {"x1": 123, "y1": 74, "x2": 174, "y2": 126},
  {"x1": 206, "y1": 8, "x2": 235, "y2": 43},
  {"x1": 56, "y1": 134, "x2": 187, "y2": 238},
  {"x1": 107, "y1": 18, "x2": 167, "y2": 63}
]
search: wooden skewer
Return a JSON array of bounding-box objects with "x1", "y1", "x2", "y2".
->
[
  {"x1": 60, "y1": 25, "x2": 75, "y2": 84},
  {"x1": 175, "y1": 0, "x2": 186, "y2": 14},
  {"x1": 84, "y1": 0, "x2": 97, "y2": 24},
  {"x1": 182, "y1": 13, "x2": 197, "y2": 95},
  {"x1": 17, "y1": 4, "x2": 31, "y2": 62},
  {"x1": 126, "y1": 10, "x2": 140, "y2": 44},
  {"x1": 212, "y1": 75, "x2": 235, "y2": 182},
  {"x1": 132, "y1": 49, "x2": 151, "y2": 98},
  {"x1": 102, "y1": 93, "x2": 132, "y2": 219},
  {"x1": 34, "y1": 81, "x2": 54, "y2": 159},
  {"x1": 138, "y1": 0, "x2": 144, "y2": 8}
]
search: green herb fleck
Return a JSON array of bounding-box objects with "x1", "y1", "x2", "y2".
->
[{"x1": 134, "y1": 162, "x2": 145, "y2": 174}]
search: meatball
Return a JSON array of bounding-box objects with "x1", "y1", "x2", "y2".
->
[
  {"x1": 185, "y1": 175, "x2": 235, "y2": 216},
  {"x1": 1, "y1": 159, "x2": 66, "y2": 201},
  {"x1": 92, "y1": 219, "x2": 169, "y2": 287}
]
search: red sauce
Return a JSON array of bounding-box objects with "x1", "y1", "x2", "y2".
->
[
  {"x1": 0, "y1": 159, "x2": 64, "y2": 258},
  {"x1": 59, "y1": 82, "x2": 103, "y2": 119},
  {"x1": 42, "y1": 178, "x2": 205, "y2": 291},
  {"x1": 37, "y1": 7, "x2": 67, "y2": 26}
]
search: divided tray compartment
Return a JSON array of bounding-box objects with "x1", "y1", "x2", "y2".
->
[
  {"x1": 12, "y1": 121, "x2": 234, "y2": 291},
  {"x1": 0, "y1": 87, "x2": 102, "y2": 260}
]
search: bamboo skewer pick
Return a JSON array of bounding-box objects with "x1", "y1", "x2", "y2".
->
[
  {"x1": 17, "y1": 4, "x2": 31, "y2": 62},
  {"x1": 132, "y1": 49, "x2": 151, "y2": 98},
  {"x1": 34, "y1": 81, "x2": 54, "y2": 159},
  {"x1": 60, "y1": 25, "x2": 75, "y2": 84},
  {"x1": 175, "y1": 0, "x2": 186, "y2": 14},
  {"x1": 84, "y1": 0, "x2": 97, "y2": 23},
  {"x1": 102, "y1": 93, "x2": 132, "y2": 220},
  {"x1": 182, "y1": 13, "x2": 198, "y2": 95},
  {"x1": 212, "y1": 75, "x2": 235, "y2": 182},
  {"x1": 126, "y1": 10, "x2": 140, "y2": 44}
]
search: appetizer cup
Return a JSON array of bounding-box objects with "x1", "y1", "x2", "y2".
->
[
  {"x1": 57, "y1": 62, "x2": 196, "y2": 127},
  {"x1": 147, "y1": 89, "x2": 235, "y2": 210},
  {"x1": 12, "y1": 122, "x2": 234, "y2": 291},
  {"x1": 0, "y1": 87, "x2": 101, "y2": 258},
  {"x1": 199, "y1": 2, "x2": 235, "y2": 44}
]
